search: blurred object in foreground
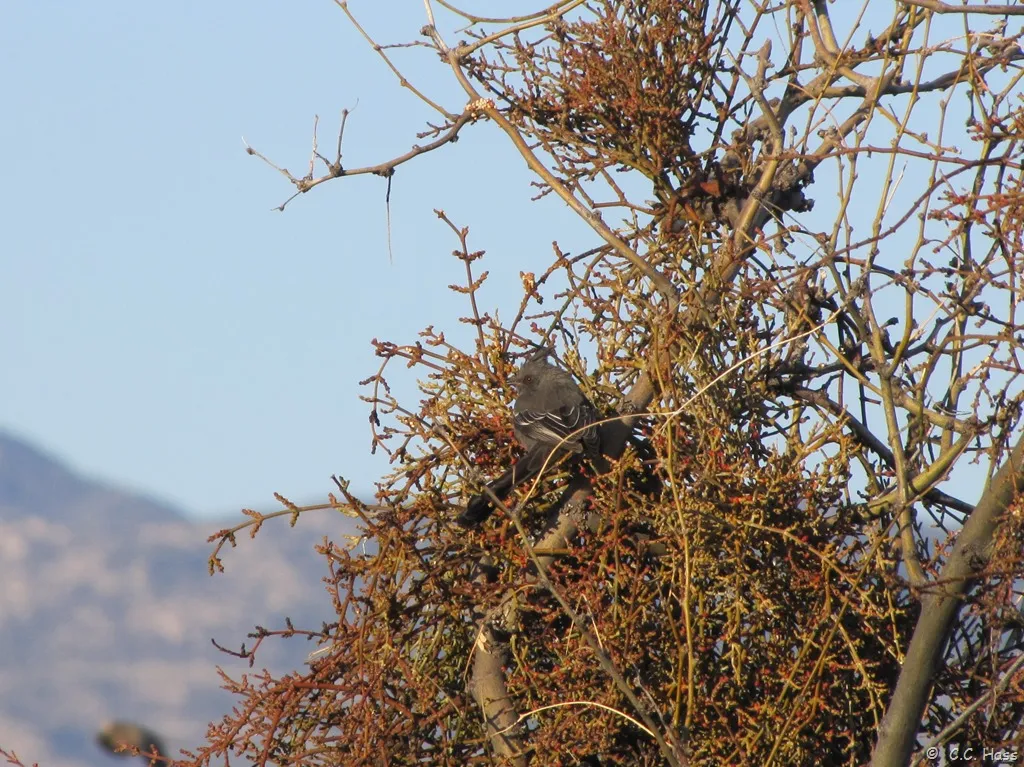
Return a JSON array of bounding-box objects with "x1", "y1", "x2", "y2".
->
[{"x1": 96, "y1": 721, "x2": 166, "y2": 764}]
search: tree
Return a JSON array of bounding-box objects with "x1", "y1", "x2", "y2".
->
[{"x1": 186, "y1": 2, "x2": 1024, "y2": 765}]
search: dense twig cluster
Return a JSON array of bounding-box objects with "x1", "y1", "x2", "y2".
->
[{"x1": 182, "y1": 2, "x2": 1024, "y2": 766}]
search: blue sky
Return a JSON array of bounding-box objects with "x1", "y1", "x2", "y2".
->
[{"x1": 1, "y1": 2, "x2": 598, "y2": 518}]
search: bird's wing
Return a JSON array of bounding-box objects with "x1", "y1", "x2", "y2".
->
[{"x1": 515, "y1": 401, "x2": 597, "y2": 451}]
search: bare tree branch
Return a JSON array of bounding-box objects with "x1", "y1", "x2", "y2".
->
[{"x1": 872, "y1": 436, "x2": 1024, "y2": 767}]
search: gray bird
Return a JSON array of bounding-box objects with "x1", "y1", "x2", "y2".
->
[{"x1": 458, "y1": 350, "x2": 604, "y2": 526}]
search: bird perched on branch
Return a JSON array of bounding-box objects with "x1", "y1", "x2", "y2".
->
[{"x1": 458, "y1": 349, "x2": 605, "y2": 527}]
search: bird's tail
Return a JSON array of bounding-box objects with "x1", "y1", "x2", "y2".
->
[{"x1": 456, "y1": 447, "x2": 551, "y2": 526}]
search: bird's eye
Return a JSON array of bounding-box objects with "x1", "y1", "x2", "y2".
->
[{"x1": 524, "y1": 375, "x2": 534, "y2": 384}]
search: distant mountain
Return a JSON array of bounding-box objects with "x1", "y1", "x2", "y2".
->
[
  {"x1": 0, "y1": 435, "x2": 178, "y2": 528},
  {"x1": 0, "y1": 431, "x2": 359, "y2": 767}
]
